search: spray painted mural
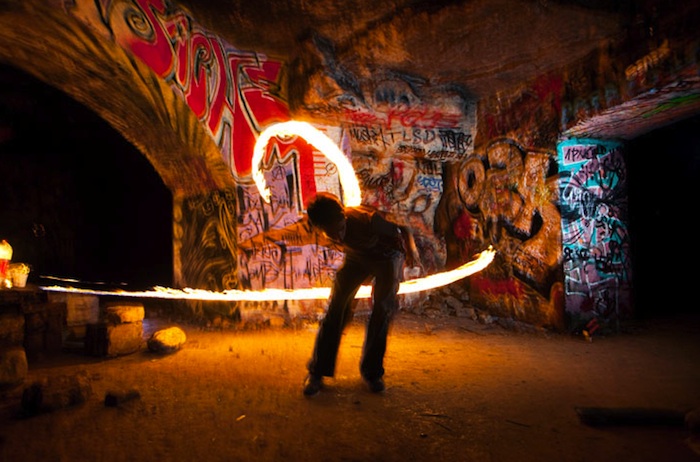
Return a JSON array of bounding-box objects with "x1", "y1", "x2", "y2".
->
[
  {"x1": 63, "y1": 0, "x2": 574, "y2": 331},
  {"x1": 236, "y1": 127, "x2": 348, "y2": 291},
  {"x1": 439, "y1": 138, "x2": 565, "y2": 329},
  {"x1": 557, "y1": 139, "x2": 632, "y2": 330},
  {"x1": 84, "y1": 0, "x2": 289, "y2": 178},
  {"x1": 68, "y1": 0, "x2": 479, "y2": 317},
  {"x1": 70, "y1": 0, "x2": 343, "y2": 301},
  {"x1": 238, "y1": 91, "x2": 478, "y2": 297}
]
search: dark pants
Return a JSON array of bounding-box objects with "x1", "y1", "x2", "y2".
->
[{"x1": 307, "y1": 253, "x2": 404, "y2": 381}]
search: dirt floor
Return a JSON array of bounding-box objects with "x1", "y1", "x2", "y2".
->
[{"x1": 0, "y1": 309, "x2": 699, "y2": 462}]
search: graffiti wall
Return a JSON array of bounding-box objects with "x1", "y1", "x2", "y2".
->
[
  {"x1": 174, "y1": 189, "x2": 239, "y2": 317},
  {"x1": 68, "y1": 0, "x2": 345, "y2": 301},
  {"x1": 346, "y1": 115, "x2": 470, "y2": 272},
  {"x1": 64, "y1": 0, "x2": 482, "y2": 319},
  {"x1": 236, "y1": 127, "x2": 347, "y2": 291},
  {"x1": 67, "y1": 0, "x2": 575, "y2": 327},
  {"x1": 233, "y1": 93, "x2": 478, "y2": 315},
  {"x1": 557, "y1": 139, "x2": 633, "y2": 330},
  {"x1": 438, "y1": 138, "x2": 565, "y2": 329}
]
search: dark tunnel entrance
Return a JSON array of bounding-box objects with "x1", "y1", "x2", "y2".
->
[
  {"x1": 0, "y1": 64, "x2": 172, "y2": 290},
  {"x1": 626, "y1": 113, "x2": 700, "y2": 319}
]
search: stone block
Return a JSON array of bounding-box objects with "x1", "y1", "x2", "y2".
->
[
  {"x1": 49, "y1": 293, "x2": 99, "y2": 327},
  {"x1": 85, "y1": 321, "x2": 143, "y2": 357},
  {"x1": 103, "y1": 301, "x2": 145, "y2": 324},
  {"x1": 0, "y1": 347, "x2": 28, "y2": 387}
]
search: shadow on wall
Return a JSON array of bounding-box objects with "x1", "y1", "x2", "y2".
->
[{"x1": 0, "y1": 64, "x2": 172, "y2": 290}]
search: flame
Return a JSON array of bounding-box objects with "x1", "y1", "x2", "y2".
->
[
  {"x1": 252, "y1": 121, "x2": 362, "y2": 206},
  {"x1": 40, "y1": 247, "x2": 495, "y2": 301}
]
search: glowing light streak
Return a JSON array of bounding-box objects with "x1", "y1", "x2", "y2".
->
[
  {"x1": 41, "y1": 247, "x2": 495, "y2": 301},
  {"x1": 252, "y1": 121, "x2": 362, "y2": 206}
]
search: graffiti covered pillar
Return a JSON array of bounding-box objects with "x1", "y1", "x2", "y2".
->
[{"x1": 557, "y1": 138, "x2": 633, "y2": 331}]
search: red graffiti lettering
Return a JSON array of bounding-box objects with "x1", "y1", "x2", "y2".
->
[
  {"x1": 99, "y1": 0, "x2": 291, "y2": 177},
  {"x1": 115, "y1": 0, "x2": 175, "y2": 78},
  {"x1": 183, "y1": 31, "x2": 213, "y2": 118}
]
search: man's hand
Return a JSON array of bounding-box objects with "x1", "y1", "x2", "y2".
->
[{"x1": 399, "y1": 226, "x2": 422, "y2": 271}]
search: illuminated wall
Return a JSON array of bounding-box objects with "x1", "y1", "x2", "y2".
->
[
  {"x1": 345, "y1": 103, "x2": 475, "y2": 273},
  {"x1": 438, "y1": 137, "x2": 565, "y2": 329},
  {"x1": 65, "y1": 1, "x2": 480, "y2": 319},
  {"x1": 236, "y1": 127, "x2": 347, "y2": 292},
  {"x1": 29, "y1": 0, "x2": 684, "y2": 329},
  {"x1": 70, "y1": 0, "x2": 340, "y2": 305},
  {"x1": 61, "y1": 0, "x2": 586, "y2": 327},
  {"x1": 95, "y1": 0, "x2": 288, "y2": 179}
]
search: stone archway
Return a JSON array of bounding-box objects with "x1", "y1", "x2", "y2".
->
[
  {"x1": 0, "y1": 1, "x2": 236, "y2": 288},
  {"x1": 0, "y1": 0, "x2": 234, "y2": 198}
]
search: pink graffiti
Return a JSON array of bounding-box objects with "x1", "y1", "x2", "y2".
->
[
  {"x1": 385, "y1": 106, "x2": 461, "y2": 129},
  {"x1": 343, "y1": 109, "x2": 383, "y2": 125}
]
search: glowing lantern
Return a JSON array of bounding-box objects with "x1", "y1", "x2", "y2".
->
[{"x1": 0, "y1": 240, "x2": 12, "y2": 288}]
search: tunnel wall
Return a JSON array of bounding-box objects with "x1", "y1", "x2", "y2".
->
[
  {"x1": 4, "y1": 0, "x2": 697, "y2": 329},
  {"x1": 65, "y1": 1, "x2": 691, "y2": 327}
]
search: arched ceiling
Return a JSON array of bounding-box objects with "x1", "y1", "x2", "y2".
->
[
  {"x1": 0, "y1": 1, "x2": 236, "y2": 198},
  {"x1": 1, "y1": 0, "x2": 699, "y2": 196}
]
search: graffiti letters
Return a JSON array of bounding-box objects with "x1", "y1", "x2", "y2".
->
[
  {"x1": 455, "y1": 139, "x2": 560, "y2": 299},
  {"x1": 348, "y1": 124, "x2": 472, "y2": 159},
  {"x1": 97, "y1": 0, "x2": 288, "y2": 177},
  {"x1": 558, "y1": 139, "x2": 632, "y2": 323}
]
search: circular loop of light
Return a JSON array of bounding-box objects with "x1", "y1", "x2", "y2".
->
[{"x1": 252, "y1": 121, "x2": 362, "y2": 206}]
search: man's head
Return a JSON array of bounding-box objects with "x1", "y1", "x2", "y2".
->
[{"x1": 306, "y1": 192, "x2": 347, "y2": 241}]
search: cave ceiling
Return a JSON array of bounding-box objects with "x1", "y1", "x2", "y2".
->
[
  {"x1": 180, "y1": 0, "x2": 625, "y2": 101},
  {"x1": 178, "y1": 0, "x2": 700, "y2": 137}
]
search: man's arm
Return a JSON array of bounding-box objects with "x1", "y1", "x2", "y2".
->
[
  {"x1": 398, "y1": 225, "x2": 421, "y2": 270},
  {"x1": 238, "y1": 217, "x2": 337, "y2": 250}
]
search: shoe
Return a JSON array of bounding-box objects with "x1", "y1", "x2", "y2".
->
[
  {"x1": 303, "y1": 375, "x2": 323, "y2": 396},
  {"x1": 365, "y1": 377, "x2": 385, "y2": 393}
]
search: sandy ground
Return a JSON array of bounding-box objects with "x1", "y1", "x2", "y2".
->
[{"x1": 0, "y1": 310, "x2": 699, "y2": 462}]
